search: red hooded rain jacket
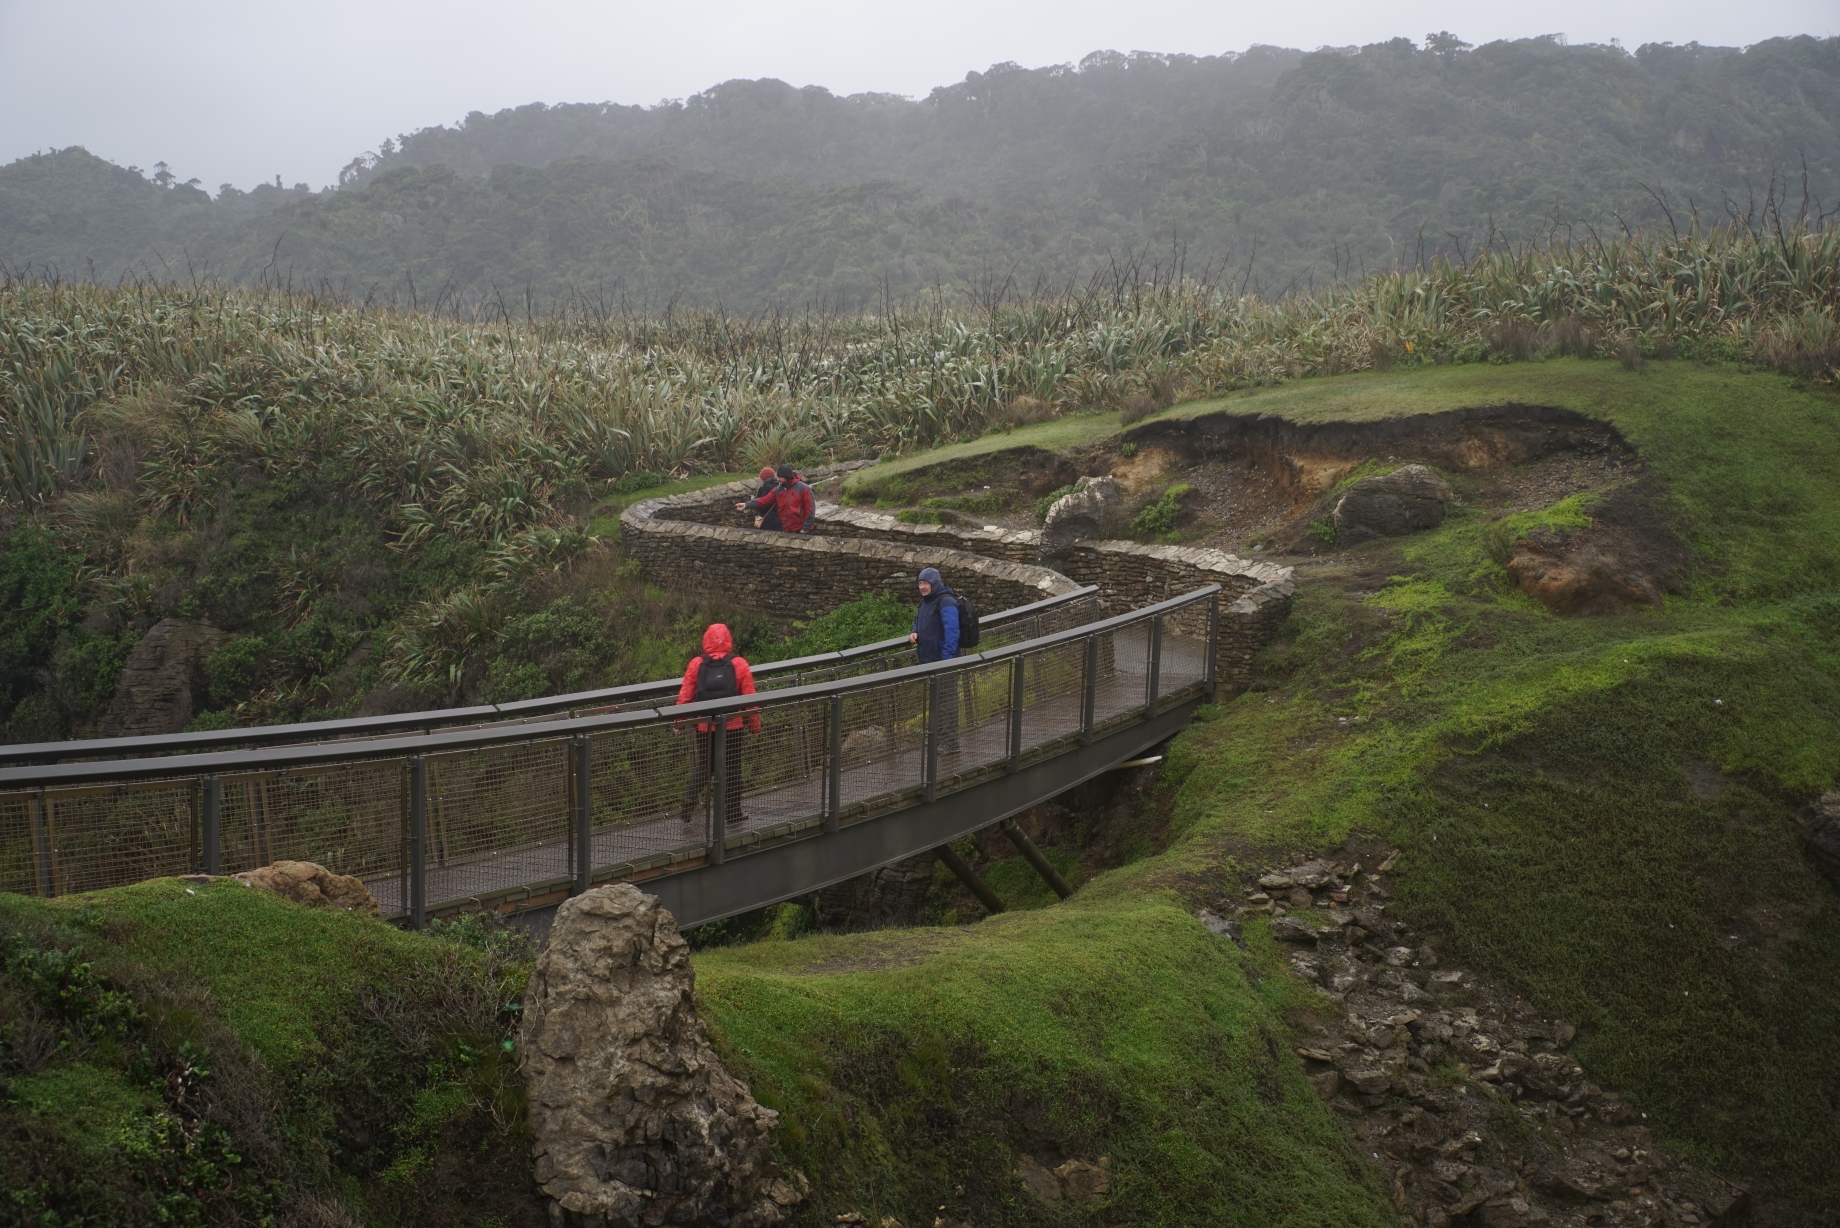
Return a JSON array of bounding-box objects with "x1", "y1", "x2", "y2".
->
[{"x1": 675, "y1": 624, "x2": 761, "y2": 733}]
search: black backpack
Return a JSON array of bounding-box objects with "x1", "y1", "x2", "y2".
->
[
  {"x1": 952, "y1": 594, "x2": 981, "y2": 650},
  {"x1": 694, "y1": 655, "x2": 739, "y2": 701}
]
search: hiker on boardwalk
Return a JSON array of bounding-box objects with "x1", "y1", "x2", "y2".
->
[
  {"x1": 909, "y1": 566, "x2": 962, "y2": 751},
  {"x1": 676, "y1": 623, "x2": 760, "y2": 828},
  {"x1": 739, "y1": 464, "x2": 815, "y2": 533}
]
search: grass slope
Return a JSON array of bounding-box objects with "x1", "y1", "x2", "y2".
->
[
  {"x1": 699, "y1": 358, "x2": 1840, "y2": 1224},
  {"x1": 0, "y1": 880, "x2": 532, "y2": 1226}
]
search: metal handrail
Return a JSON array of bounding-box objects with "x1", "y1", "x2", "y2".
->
[
  {"x1": 0, "y1": 585, "x2": 1100, "y2": 767},
  {"x1": 0, "y1": 586, "x2": 1213, "y2": 790}
]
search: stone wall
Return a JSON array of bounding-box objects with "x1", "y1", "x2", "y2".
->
[
  {"x1": 624, "y1": 471, "x2": 1296, "y2": 692},
  {"x1": 622, "y1": 478, "x2": 1080, "y2": 623}
]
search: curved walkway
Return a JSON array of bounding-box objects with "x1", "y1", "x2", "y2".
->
[{"x1": 0, "y1": 587, "x2": 1220, "y2": 931}]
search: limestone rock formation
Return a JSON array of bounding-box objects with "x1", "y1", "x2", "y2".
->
[
  {"x1": 100, "y1": 618, "x2": 228, "y2": 737},
  {"x1": 519, "y1": 884, "x2": 785, "y2": 1228},
  {"x1": 1042, "y1": 476, "x2": 1123, "y2": 547},
  {"x1": 1799, "y1": 791, "x2": 1840, "y2": 891},
  {"x1": 233, "y1": 861, "x2": 380, "y2": 915},
  {"x1": 1330, "y1": 465, "x2": 1453, "y2": 545}
]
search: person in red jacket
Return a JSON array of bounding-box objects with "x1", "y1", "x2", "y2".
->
[
  {"x1": 676, "y1": 623, "x2": 760, "y2": 827},
  {"x1": 742, "y1": 464, "x2": 815, "y2": 533}
]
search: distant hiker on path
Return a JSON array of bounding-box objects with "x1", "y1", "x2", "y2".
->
[
  {"x1": 676, "y1": 623, "x2": 760, "y2": 828},
  {"x1": 743, "y1": 466, "x2": 782, "y2": 530},
  {"x1": 739, "y1": 464, "x2": 814, "y2": 533}
]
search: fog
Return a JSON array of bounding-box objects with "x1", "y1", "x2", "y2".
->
[{"x1": 1, "y1": 0, "x2": 1834, "y2": 192}]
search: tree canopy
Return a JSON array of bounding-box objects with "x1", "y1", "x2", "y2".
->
[{"x1": 3, "y1": 36, "x2": 1835, "y2": 310}]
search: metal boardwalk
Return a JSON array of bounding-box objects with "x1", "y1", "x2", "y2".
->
[{"x1": 0, "y1": 587, "x2": 1219, "y2": 929}]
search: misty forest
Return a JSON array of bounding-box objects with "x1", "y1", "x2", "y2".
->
[{"x1": 2, "y1": 30, "x2": 1839, "y2": 1228}]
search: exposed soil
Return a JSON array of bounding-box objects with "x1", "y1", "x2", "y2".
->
[{"x1": 860, "y1": 404, "x2": 1647, "y2": 566}]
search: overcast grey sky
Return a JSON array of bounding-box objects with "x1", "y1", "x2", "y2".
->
[{"x1": 1, "y1": 0, "x2": 1833, "y2": 193}]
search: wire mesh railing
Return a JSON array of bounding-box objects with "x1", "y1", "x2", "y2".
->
[
  {"x1": 0, "y1": 588, "x2": 1101, "y2": 766},
  {"x1": 0, "y1": 587, "x2": 1217, "y2": 923}
]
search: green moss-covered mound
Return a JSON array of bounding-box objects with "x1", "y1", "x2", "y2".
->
[{"x1": 0, "y1": 880, "x2": 535, "y2": 1226}]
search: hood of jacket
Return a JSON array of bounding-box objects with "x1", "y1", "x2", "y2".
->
[
  {"x1": 918, "y1": 566, "x2": 945, "y2": 590},
  {"x1": 701, "y1": 623, "x2": 735, "y2": 657}
]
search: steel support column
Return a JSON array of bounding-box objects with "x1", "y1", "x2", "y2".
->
[
  {"x1": 934, "y1": 843, "x2": 1005, "y2": 915},
  {"x1": 1000, "y1": 818, "x2": 1073, "y2": 899}
]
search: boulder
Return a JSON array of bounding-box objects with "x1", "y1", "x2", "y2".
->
[
  {"x1": 1798, "y1": 791, "x2": 1840, "y2": 891},
  {"x1": 1269, "y1": 916, "x2": 1320, "y2": 944},
  {"x1": 100, "y1": 618, "x2": 229, "y2": 737},
  {"x1": 1054, "y1": 1158, "x2": 1111, "y2": 1200},
  {"x1": 1331, "y1": 465, "x2": 1453, "y2": 545},
  {"x1": 234, "y1": 860, "x2": 379, "y2": 915},
  {"x1": 1042, "y1": 476, "x2": 1123, "y2": 547},
  {"x1": 1505, "y1": 538, "x2": 1662, "y2": 616},
  {"x1": 519, "y1": 884, "x2": 784, "y2": 1228},
  {"x1": 1016, "y1": 1154, "x2": 1062, "y2": 1202}
]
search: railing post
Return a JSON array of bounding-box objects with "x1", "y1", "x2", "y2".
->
[
  {"x1": 30, "y1": 790, "x2": 52, "y2": 898},
  {"x1": 1147, "y1": 614, "x2": 1164, "y2": 719},
  {"x1": 825, "y1": 694, "x2": 842, "y2": 834},
  {"x1": 1206, "y1": 589, "x2": 1220, "y2": 700},
  {"x1": 924, "y1": 674, "x2": 940, "y2": 803},
  {"x1": 1007, "y1": 655, "x2": 1025, "y2": 773},
  {"x1": 709, "y1": 725, "x2": 727, "y2": 865},
  {"x1": 573, "y1": 734, "x2": 593, "y2": 895},
  {"x1": 201, "y1": 775, "x2": 221, "y2": 876},
  {"x1": 408, "y1": 754, "x2": 427, "y2": 930},
  {"x1": 1080, "y1": 634, "x2": 1099, "y2": 745}
]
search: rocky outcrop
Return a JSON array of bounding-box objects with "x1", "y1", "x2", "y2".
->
[
  {"x1": 1799, "y1": 791, "x2": 1840, "y2": 891},
  {"x1": 1502, "y1": 482, "x2": 1691, "y2": 618},
  {"x1": 1042, "y1": 476, "x2": 1123, "y2": 547},
  {"x1": 519, "y1": 884, "x2": 787, "y2": 1228},
  {"x1": 233, "y1": 860, "x2": 380, "y2": 915},
  {"x1": 1225, "y1": 847, "x2": 1749, "y2": 1228},
  {"x1": 1331, "y1": 465, "x2": 1454, "y2": 545},
  {"x1": 1506, "y1": 538, "x2": 1664, "y2": 617},
  {"x1": 100, "y1": 618, "x2": 228, "y2": 737}
]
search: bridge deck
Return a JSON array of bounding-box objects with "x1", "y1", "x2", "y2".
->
[
  {"x1": 0, "y1": 593, "x2": 1216, "y2": 928},
  {"x1": 366, "y1": 624, "x2": 1199, "y2": 919}
]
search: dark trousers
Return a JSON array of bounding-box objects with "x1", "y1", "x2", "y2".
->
[
  {"x1": 683, "y1": 727, "x2": 745, "y2": 825},
  {"x1": 933, "y1": 673, "x2": 961, "y2": 754}
]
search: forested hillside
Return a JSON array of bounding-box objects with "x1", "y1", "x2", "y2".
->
[{"x1": 3, "y1": 35, "x2": 1836, "y2": 309}]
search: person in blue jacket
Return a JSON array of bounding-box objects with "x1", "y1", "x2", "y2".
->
[{"x1": 909, "y1": 566, "x2": 961, "y2": 751}]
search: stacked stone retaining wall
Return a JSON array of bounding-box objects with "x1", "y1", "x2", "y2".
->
[
  {"x1": 620, "y1": 475, "x2": 1079, "y2": 623},
  {"x1": 621, "y1": 469, "x2": 1295, "y2": 693}
]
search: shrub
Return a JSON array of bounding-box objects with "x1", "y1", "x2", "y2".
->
[
  {"x1": 1033, "y1": 483, "x2": 1080, "y2": 523},
  {"x1": 1130, "y1": 483, "x2": 1194, "y2": 538}
]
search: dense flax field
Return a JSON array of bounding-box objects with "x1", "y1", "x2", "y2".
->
[{"x1": 0, "y1": 221, "x2": 1834, "y2": 728}]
